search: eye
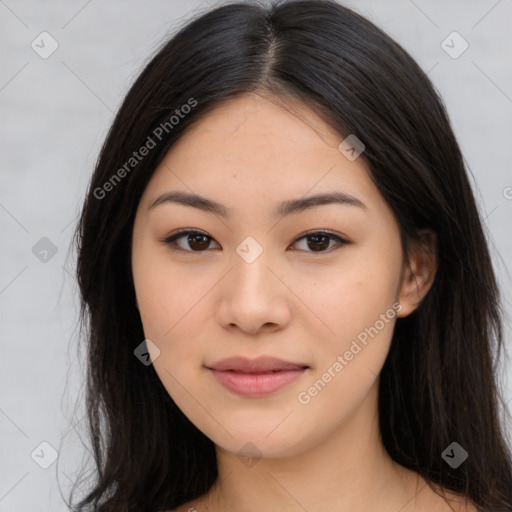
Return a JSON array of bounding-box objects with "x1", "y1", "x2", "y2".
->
[
  {"x1": 291, "y1": 230, "x2": 350, "y2": 253},
  {"x1": 162, "y1": 229, "x2": 220, "y2": 252},
  {"x1": 162, "y1": 229, "x2": 350, "y2": 254}
]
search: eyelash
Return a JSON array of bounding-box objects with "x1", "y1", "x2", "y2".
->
[{"x1": 161, "y1": 229, "x2": 350, "y2": 255}]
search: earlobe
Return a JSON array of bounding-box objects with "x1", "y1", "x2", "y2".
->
[{"x1": 396, "y1": 230, "x2": 438, "y2": 318}]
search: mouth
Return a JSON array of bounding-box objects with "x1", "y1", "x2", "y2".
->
[
  {"x1": 205, "y1": 356, "x2": 309, "y2": 398},
  {"x1": 206, "y1": 355, "x2": 309, "y2": 373}
]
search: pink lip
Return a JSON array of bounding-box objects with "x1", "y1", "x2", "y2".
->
[{"x1": 206, "y1": 356, "x2": 309, "y2": 398}]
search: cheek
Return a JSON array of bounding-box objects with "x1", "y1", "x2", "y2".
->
[
  {"x1": 294, "y1": 273, "x2": 399, "y2": 434},
  {"x1": 133, "y1": 267, "x2": 176, "y2": 340},
  {"x1": 298, "y1": 255, "x2": 400, "y2": 343},
  {"x1": 298, "y1": 249, "x2": 401, "y2": 397},
  {"x1": 133, "y1": 248, "x2": 206, "y2": 340},
  {"x1": 132, "y1": 251, "x2": 220, "y2": 405}
]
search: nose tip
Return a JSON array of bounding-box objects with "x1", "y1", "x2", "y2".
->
[{"x1": 217, "y1": 264, "x2": 291, "y2": 335}]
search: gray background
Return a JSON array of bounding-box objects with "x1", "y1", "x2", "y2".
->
[{"x1": 1, "y1": 0, "x2": 511, "y2": 510}]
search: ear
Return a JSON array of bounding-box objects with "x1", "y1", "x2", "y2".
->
[{"x1": 396, "y1": 229, "x2": 438, "y2": 318}]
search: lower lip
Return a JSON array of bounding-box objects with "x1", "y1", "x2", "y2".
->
[{"x1": 208, "y1": 368, "x2": 307, "y2": 398}]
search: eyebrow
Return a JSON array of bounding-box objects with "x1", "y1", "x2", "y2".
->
[{"x1": 148, "y1": 190, "x2": 367, "y2": 218}]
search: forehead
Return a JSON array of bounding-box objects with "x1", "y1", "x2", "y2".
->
[{"x1": 140, "y1": 92, "x2": 382, "y2": 216}]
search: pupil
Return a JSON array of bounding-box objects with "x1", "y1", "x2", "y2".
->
[
  {"x1": 189, "y1": 234, "x2": 209, "y2": 250},
  {"x1": 308, "y1": 235, "x2": 329, "y2": 251}
]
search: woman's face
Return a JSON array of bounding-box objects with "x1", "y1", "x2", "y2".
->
[{"x1": 131, "y1": 92, "x2": 426, "y2": 458}]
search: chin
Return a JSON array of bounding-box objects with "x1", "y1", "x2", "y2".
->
[{"x1": 194, "y1": 416, "x2": 315, "y2": 460}]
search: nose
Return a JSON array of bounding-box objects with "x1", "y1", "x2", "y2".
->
[{"x1": 215, "y1": 248, "x2": 292, "y2": 336}]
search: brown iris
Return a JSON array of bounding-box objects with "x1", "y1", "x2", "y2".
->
[
  {"x1": 306, "y1": 234, "x2": 330, "y2": 252},
  {"x1": 187, "y1": 233, "x2": 211, "y2": 251}
]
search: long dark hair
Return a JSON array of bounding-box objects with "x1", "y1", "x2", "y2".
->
[{"x1": 70, "y1": 1, "x2": 512, "y2": 510}]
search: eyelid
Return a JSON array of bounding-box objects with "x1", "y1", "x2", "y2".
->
[
  {"x1": 161, "y1": 228, "x2": 351, "y2": 254},
  {"x1": 162, "y1": 228, "x2": 220, "y2": 252},
  {"x1": 291, "y1": 229, "x2": 350, "y2": 251}
]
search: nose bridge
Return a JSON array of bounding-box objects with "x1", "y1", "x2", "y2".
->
[
  {"x1": 231, "y1": 236, "x2": 275, "y2": 295},
  {"x1": 215, "y1": 236, "x2": 290, "y2": 333}
]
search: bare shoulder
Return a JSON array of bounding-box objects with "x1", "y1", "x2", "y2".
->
[
  {"x1": 441, "y1": 489, "x2": 478, "y2": 512},
  {"x1": 421, "y1": 485, "x2": 478, "y2": 512},
  {"x1": 167, "y1": 493, "x2": 478, "y2": 512},
  {"x1": 400, "y1": 470, "x2": 478, "y2": 512},
  {"x1": 443, "y1": 497, "x2": 478, "y2": 512},
  {"x1": 447, "y1": 496, "x2": 478, "y2": 512}
]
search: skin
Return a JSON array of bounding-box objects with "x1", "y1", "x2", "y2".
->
[{"x1": 131, "y1": 92, "x2": 475, "y2": 511}]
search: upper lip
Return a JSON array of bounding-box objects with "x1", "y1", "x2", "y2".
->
[{"x1": 206, "y1": 356, "x2": 309, "y2": 373}]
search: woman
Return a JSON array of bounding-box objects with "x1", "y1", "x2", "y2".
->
[{"x1": 71, "y1": 1, "x2": 512, "y2": 510}]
